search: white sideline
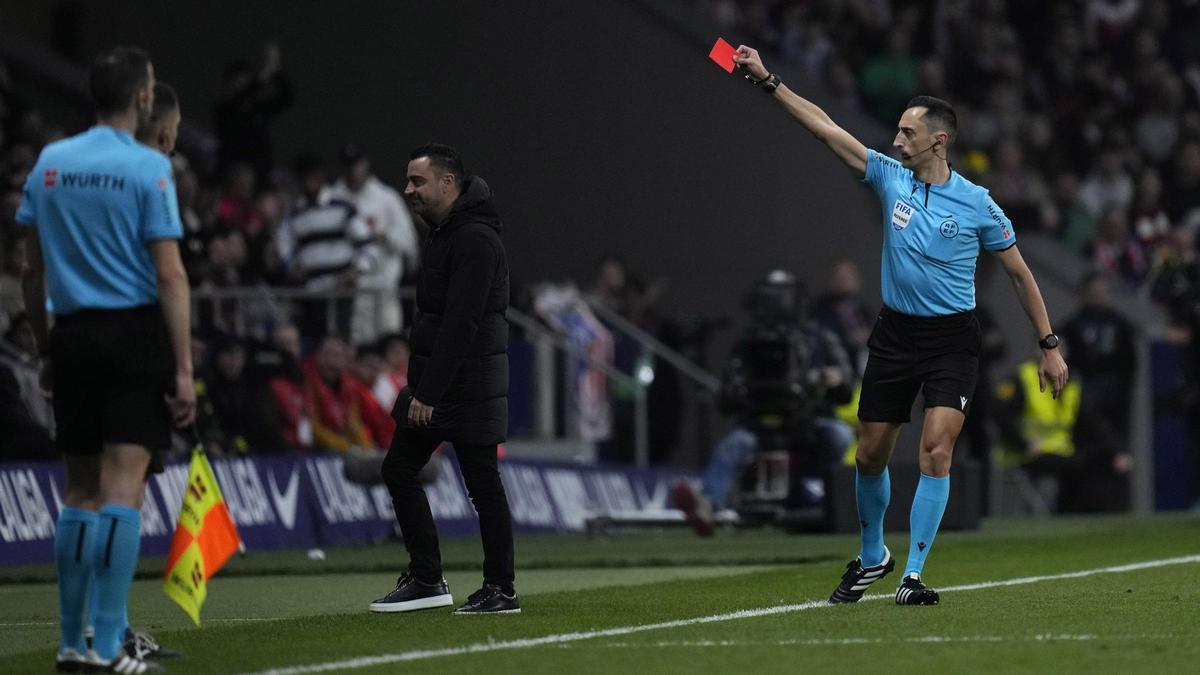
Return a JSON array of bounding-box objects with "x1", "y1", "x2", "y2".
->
[{"x1": 241, "y1": 553, "x2": 1200, "y2": 675}]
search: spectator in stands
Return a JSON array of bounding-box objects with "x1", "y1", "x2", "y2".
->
[
  {"x1": 0, "y1": 312, "x2": 54, "y2": 459},
  {"x1": 266, "y1": 322, "x2": 309, "y2": 450},
  {"x1": 1090, "y1": 207, "x2": 1148, "y2": 284},
  {"x1": 1166, "y1": 141, "x2": 1200, "y2": 223},
  {"x1": 983, "y1": 140, "x2": 1051, "y2": 227},
  {"x1": 214, "y1": 42, "x2": 294, "y2": 181},
  {"x1": 812, "y1": 259, "x2": 873, "y2": 374},
  {"x1": 1080, "y1": 149, "x2": 1135, "y2": 220},
  {"x1": 585, "y1": 253, "x2": 627, "y2": 316},
  {"x1": 858, "y1": 30, "x2": 920, "y2": 124},
  {"x1": 349, "y1": 342, "x2": 395, "y2": 448},
  {"x1": 375, "y1": 332, "x2": 410, "y2": 411},
  {"x1": 197, "y1": 334, "x2": 283, "y2": 455},
  {"x1": 1132, "y1": 168, "x2": 1172, "y2": 248},
  {"x1": 302, "y1": 334, "x2": 376, "y2": 452},
  {"x1": 1050, "y1": 172, "x2": 1097, "y2": 254},
  {"x1": 324, "y1": 144, "x2": 419, "y2": 344},
  {"x1": 277, "y1": 153, "x2": 374, "y2": 340},
  {"x1": 1064, "y1": 271, "x2": 1138, "y2": 446},
  {"x1": 215, "y1": 162, "x2": 271, "y2": 283},
  {"x1": 0, "y1": 229, "x2": 27, "y2": 319}
]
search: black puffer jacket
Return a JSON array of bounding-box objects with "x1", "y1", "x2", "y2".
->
[{"x1": 404, "y1": 176, "x2": 509, "y2": 445}]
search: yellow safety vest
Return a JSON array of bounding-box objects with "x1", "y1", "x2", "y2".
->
[
  {"x1": 836, "y1": 384, "x2": 862, "y2": 465},
  {"x1": 1016, "y1": 361, "x2": 1081, "y2": 457}
]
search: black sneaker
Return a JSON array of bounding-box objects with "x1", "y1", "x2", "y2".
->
[
  {"x1": 369, "y1": 574, "x2": 453, "y2": 613},
  {"x1": 453, "y1": 584, "x2": 521, "y2": 614},
  {"x1": 829, "y1": 546, "x2": 894, "y2": 604},
  {"x1": 55, "y1": 648, "x2": 88, "y2": 673},
  {"x1": 895, "y1": 573, "x2": 940, "y2": 605},
  {"x1": 83, "y1": 652, "x2": 164, "y2": 673},
  {"x1": 123, "y1": 629, "x2": 182, "y2": 660}
]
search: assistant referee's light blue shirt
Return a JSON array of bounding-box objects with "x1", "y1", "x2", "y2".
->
[
  {"x1": 16, "y1": 126, "x2": 183, "y2": 315},
  {"x1": 862, "y1": 149, "x2": 1015, "y2": 317}
]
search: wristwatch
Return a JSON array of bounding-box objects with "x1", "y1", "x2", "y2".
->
[{"x1": 1038, "y1": 333, "x2": 1059, "y2": 350}]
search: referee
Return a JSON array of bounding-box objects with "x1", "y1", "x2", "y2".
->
[
  {"x1": 732, "y1": 46, "x2": 1068, "y2": 606},
  {"x1": 19, "y1": 47, "x2": 193, "y2": 672}
]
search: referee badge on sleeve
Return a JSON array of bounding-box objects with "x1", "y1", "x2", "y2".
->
[{"x1": 891, "y1": 199, "x2": 913, "y2": 231}]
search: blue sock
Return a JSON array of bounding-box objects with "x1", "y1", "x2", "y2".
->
[
  {"x1": 88, "y1": 575, "x2": 130, "y2": 640},
  {"x1": 905, "y1": 473, "x2": 950, "y2": 578},
  {"x1": 54, "y1": 507, "x2": 97, "y2": 654},
  {"x1": 855, "y1": 467, "x2": 890, "y2": 567},
  {"x1": 91, "y1": 505, "x2": 141, "y2": 660}
]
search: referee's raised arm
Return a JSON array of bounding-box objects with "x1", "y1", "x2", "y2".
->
[{"x1": 733, "y1": 45, "x2": 868, "y2": 177}]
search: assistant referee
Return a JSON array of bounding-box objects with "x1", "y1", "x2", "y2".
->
[
  {"x1": 19, "y1": 46, "x2": 194, "y2": 673},
  {"x1": 731, "y1": 46, "x2": 1068, "y2": 606}
]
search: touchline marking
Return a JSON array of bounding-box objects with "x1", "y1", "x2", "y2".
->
[
  {"x1": 596, "y1": 634, "x2": 1179, "y2": 648},
  {"x1": 245, "y1": 554, "x2": 1200, "y2": 675}
]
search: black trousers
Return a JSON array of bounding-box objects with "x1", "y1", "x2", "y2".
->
[{"x1": 381, "y1": 427, "x2": 515, "y2": 589}]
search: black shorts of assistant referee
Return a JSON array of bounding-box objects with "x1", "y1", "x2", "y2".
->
[
  {"x1": 51, "y1": 304, "x2": 174, "y2": 463},
  {"x1": 858, "y1": 305, "x2": 982, "y2": 424}
]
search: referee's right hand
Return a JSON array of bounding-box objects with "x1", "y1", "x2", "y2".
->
[
  {"x1": 166, "y1": 371, "x2": 197, "y2": 427},
  {"x1": 733, "y1": 45, "x2": 769, "y2": 82}
]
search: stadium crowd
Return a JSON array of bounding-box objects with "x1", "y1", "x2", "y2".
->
[{"x1": 1, "y1": 4, "x2": 1198, "y2": 508}]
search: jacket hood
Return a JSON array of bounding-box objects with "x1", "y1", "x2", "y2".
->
[{"x1": 442, "y1": 176, "x2": 502, "y2": 233}]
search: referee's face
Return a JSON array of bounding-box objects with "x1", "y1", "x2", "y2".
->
[{"x1": 894, "y1": 107, "x2": 938, "y2": 168}]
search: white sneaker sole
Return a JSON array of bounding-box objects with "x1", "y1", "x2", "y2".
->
[
  {"x1": 369, "y1": 593, "x2": 454, "y2": 613},
  {"x1": 453, "y1": 607, "x2": 522, "y2": 615}
]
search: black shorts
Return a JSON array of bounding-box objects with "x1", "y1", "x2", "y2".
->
[
  {"x1": 51, "y1": 304, "x2": 175, "y2": 462},
  {"x1": 857, "y1": 306, "x2": 981, "y2": 424}
]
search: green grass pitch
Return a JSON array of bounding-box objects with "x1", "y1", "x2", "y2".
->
[{"x1": 2, "y1": 514, "x2": 1197, "y2": 673}]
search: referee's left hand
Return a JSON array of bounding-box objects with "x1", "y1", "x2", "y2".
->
[
  {"x1": 1038, "y1": 350, "x2": 1069, "y2": 399},
  {"x1": 408, "y1": 398, "x2": 434, "y2": 427}
]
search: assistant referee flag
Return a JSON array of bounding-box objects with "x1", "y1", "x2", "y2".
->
[{"x1": 163, "y1": 448, "x2": 242, "y2": 625}]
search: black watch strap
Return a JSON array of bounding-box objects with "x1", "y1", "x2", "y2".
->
[{"x1": 1038, "y1": 333, "x2": 1059, "y2": 350}]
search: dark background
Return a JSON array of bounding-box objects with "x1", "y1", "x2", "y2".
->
[{"x1": 2, "y1": 0, "x2": 889, "y2": 325}]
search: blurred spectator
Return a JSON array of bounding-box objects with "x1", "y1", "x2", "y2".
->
[
  {"x1": 277, "y1": 153, "x2": 374, "y2": 339},
  {"x1": 1090, "y1": 207, "x2": 1148, "y2": 284},
  {"x1": 858, "y1": 30, "x2": 919, "y2": 124},
  {"x1": 1050, "y1": 172, "x2": 1097, "y2": 254},
  {"x1": 983, "y1": 140, "x2": 1050, "y2": 228},
  {"x1": 0, "y1": 312, "x2": 54, "y2": 459},
  {"x1": 812, "y1": 259, "x2": 873, "y2": 374},
  {"x1": 197, "y1": 334, "x2": 284, "y2": 454},
  {"x1": 1132, "y1": 168, "x2": 1172, "y2": 247},
  {"x1": 1166, "y1": 141, "x2": 1200, "y2": 223},
  {"x1": 214, "y1": 43, "x2": 294, "y2": 180},
  {"x1": 1062, "y1": 272, "x2": 1138, "y2": 448},
  {"x1": 216, "y1": 162, "x2": 271, "y2": 283},
  {"x1": 585, "y1": 253, "x2": 627, "y2": 315},
  {"x1": 0, "y1": 230, "x2": 28, "y2": 319},
  {"x1": 266, "y1": 322, "x2": 310, "y2": 450},
  {"x1": 324, "y1": 144, "x2": 419, "y2": 344},
  {"x1": 1079, "y1": 150, "x2": 1135, "y2": 219},
  {"x1": 301, "y1": 334, "x2": 376, "y2": 452},
  {"x1": 374, "y1": 332, "x2": 410, "y2": 411},
  {"x1": 348, "y1": 342, "x2": 395, "y2": 447}
]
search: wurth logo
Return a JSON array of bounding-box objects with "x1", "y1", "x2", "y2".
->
[{"x1": 43, "y1": 169, "x2": 58, "y2": 189}]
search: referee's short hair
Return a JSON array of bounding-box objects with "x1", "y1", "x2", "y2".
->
[
  {"x1": 91, "y1": 46, "x2": 153, "y2": 118},
  {"x1": 906, "y1": 95, "x2": 957, "y2": 141},
  {"x1": 410, "y1": 143, "x2": 466, "y2": 184}
]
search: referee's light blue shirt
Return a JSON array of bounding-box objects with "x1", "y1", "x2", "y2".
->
[
  {"x1": 862, "y1": 149, "x2": 1016, "y2": 317},
  {"x1": 16, "y1": 126, "x2": 183, "y2": 315}
]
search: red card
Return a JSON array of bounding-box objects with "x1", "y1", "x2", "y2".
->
[{"x1": 709, "y1": 38, "x2": 737, "y2": 73}]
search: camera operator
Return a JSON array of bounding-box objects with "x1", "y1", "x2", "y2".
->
[{"x1": 672, "y1": 271, "x2": 856, "y2": 536}]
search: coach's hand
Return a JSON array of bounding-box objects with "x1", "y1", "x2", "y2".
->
[
  {"x1": 1038, "y1": 349, "x2": 1069, "y2": 399},
  {"x1": 733, "y1": 45, "x2": 769, "y2": 81},
  {"x1": 408, "y1": 398, "x2": 434, "y2": 427},
  {"x1": 166, "y1": 371, "x2": 197, "y2": 428}
]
